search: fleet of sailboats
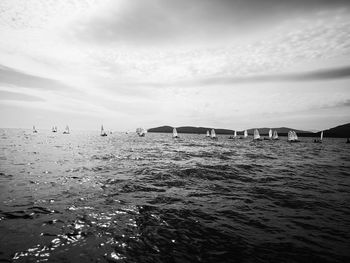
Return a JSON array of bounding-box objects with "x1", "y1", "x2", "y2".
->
[{"x1": 28, "y1": 125, "x2": 332, "y2": 143}]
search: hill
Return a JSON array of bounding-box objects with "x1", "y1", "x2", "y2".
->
[
  {"x1": 318, "y1": 123, "x2": 350, "y2": 138},
  {"x1": 147, "y1": 123, "x2": 350, "y2": 137},
  {"x1": 147, "y1": 126, "x2": 234, "y2": 134}
]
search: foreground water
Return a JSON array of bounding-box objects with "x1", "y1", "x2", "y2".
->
[{"x1": 0, "y1": 128, "x2": 349, "y2": 263}]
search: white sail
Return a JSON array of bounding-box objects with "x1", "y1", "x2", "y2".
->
[
  {"x1": 206, "y1": 130, "x2": 210, "y2": 137},
  {"x1": 273, "y1": 130, "x2": 278, "y2": 139},
  {"x1": 101, "y1": 125, "x2": 107, "y2": 136},
  {"x1": 244, "y1": 130, "x2": 248, "y2": 138},
  {"x1": 63, "y1": 125, "x2": 70, "y2": 134},
  {"x1": 33, "y1": 125, "x2": 37, "y2": 133},
  {"x1": 253, "y1": 129, "x2": 260, "y2": 140},
  {"x1": 173, "y1": 128, "x2": 178, "y2": 138},
  {"x1": 269, "y1": 129, "x2": 272, "y2": 138},
  {"x1": 320, "y1": 131, "x2": 323, "y2": 141},
  {"x1": 293, "y1": 131, "x2": 298, "y2": 140},
  {"x1": 288, "y1": 130, "x2": 298, "y2": 141},
  {"x1": 211, "y1": 129, "x2": 216, "y2": 138},
  {"x1": 234, "y1": 130, "x2": 237, "y2": 138}
]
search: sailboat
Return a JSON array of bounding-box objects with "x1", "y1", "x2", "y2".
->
[
  {"x1": 314, "y1": 131, "x2": 323, "y2": 143},
  {"x1": 52, "y1": 126, "x2": 57, "y2": 133},
  {"x1": 264, "y1": 129, "x2": 273, "y2": 140},
  {"x1": 229, "y1": 130, "x2": 237, "y2": 139},
  {"x1": 288, "y1": 130, "x2": 299, "y2": 142},
  {"x1": 100, "y1": 125, "x2": 107, "y2": 136},
  {"x1": 211, "y1": 129, "x2": 217, "y2": 140},
  {"x1": 33, "y1": 125, "x2": 38, "y2": 133},
  {"x1": 206, "y1": 130, "x2": 210, "y2": 137},
  {"x1": 272, "y1": 130, "x2": 279, "y2": 140},
  {"x1": 173, "y1": 128, "x2": 179, "y2": 138},
  {"x1": 136, "y1": 127, "x2": 146, "y2": 137},
  {"x1": 244, "y1": 130, "x2": 248, "y2": 138},
  {"x1": 253, "y1": 129, "x2": 262, "y2": 141},
  {"x1": 63, "y1": 125, "x2": 70, "y2": 134}
]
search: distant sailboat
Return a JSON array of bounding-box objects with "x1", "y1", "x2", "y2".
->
[
  {"x1": 272, "y1": 130, "x2": 279, "y2": 140},
  {"x1": 206, "y1": 130, "x2": 210, "y2": 137},
  {"x1": 244, "y1": 130, "x2": 248, "y2": 138},
  {"x1": 229, "y1": 130, "x2": 237, "y2": 139},
  {"x1": 253, "y1": 129, "x2": 262, "y2": 141},
  {"x1": 211, "y1": 129, "x2": 217, "y2": 139},
  {"x1": 136, "y1": 127, "x2": 146, "y2": 137},
  {"x1": 314, "y1": 131, "x2": 323, "y2": 143},
  {"x1": 52, "y1": 126, "x2": 57, "y2": 133},
  {"x1": 269, "y1": 129, "x2": 272, "y2": 139},
  {"x1": 33, "y1": 125, "x2": 38, "y2": 133},
  {"x1": 173, "y1": 128, "x2": 179, "y2": 138},
  {"x1": 100, "y1": 125, "x2": 107, "y2": 136},
  {"x1": 63, "y1": 125, "x2": 70, "y2": 134},
  {"x1": 288, "y1": 130, "x2": 299, "y2": 142}
]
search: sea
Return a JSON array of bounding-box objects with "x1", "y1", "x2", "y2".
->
[{"x1": 0, "y1": 128, "x2": 349, "y2": 263}]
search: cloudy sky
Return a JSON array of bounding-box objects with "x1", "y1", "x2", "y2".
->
[{"x1": 0, "y1": 0, "x2": 350, "y2": 131}]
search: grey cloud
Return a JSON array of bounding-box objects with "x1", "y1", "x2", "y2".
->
[
  {"x1": 0, "y1": 65, "x2": 73, "y2": 91},
  {"x1": 125, "y1": 65, "x2": 350, "y2": 88},
  {"x1": 0, "y1": 90, "x2": 45, "y2": 102},
  {"x1": 189, "y1": 65, "x2": 350, "y2": 86},
  {"x1": 73, "y1": 0, "x2": 350, "y2": 45}
]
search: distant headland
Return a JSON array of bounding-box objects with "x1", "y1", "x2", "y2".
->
[{"x1": 147, "y1": 123, "x2": 350, "y2": 138}]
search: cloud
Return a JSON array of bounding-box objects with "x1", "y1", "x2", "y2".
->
[
  {"x1": 0, "y1": 90, "x2": 44, "y2": 102},
  {"x1": 0, "y1": 64, "x2": 73, "y2": 91},
  {"x1": 191, "y1": 65, "x2": 350, "y2": 86},
  {"x1": 72, "y1": 0, "x2": 350, "y2": 46}
]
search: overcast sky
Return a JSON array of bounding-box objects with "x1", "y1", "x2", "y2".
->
[{"x1": 0, "y1": 0, "x2": 350, "y2": 131}]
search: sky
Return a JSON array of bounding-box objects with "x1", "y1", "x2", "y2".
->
[{"x1": 0, "y1": 0, "x2": 350, "y2": 131}]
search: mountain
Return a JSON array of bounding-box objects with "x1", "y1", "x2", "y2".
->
[
  {"x1": 147, "y1": 123, "x2": 350, "y2": 137},
  {"x1": 148, "y1": 126, "x2": 312, "y2": 135},
  {"x1": 318, "y1": 123, "x2": 350, "y2": 138},
  {"x1": 147, "y1": 126, "x2": 234, "y2": 134}
]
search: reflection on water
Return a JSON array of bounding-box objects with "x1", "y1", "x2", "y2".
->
[{"x1": 0, "y1": 128, "x2": 350, "y2": 262}]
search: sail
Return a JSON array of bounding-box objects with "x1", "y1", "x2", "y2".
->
[
  {"x1": 253, "y1": 129, "x2": 260, "y2": 140},
  {"x1": 211, "y1": 129, "x2": 216, "y2": 138},
  {"x1": 288, "y1": 130, "x2": 295, "y2": 141},
  {"x1": 294, "y1": 131, "x2": 298, "y2": 140},
  {"x1": 206, "y1": 130, "x2": 210, "y2": 137},
  {"x1": 234, "y1": 130, "x2": 237, "y2": 137},
  {"x1": 244, "y1": 130, "x2": 248, "y2": 138},
  {"x1": 273, "y1": 130, "x2": 278, "y2": 139},
  {"x1": 320, "y1": 131, "x2": 323, "y2": 140},
  {"x1": 65, "y1": 125, "x2": 69, "y2": 133},
  {"x1": 269, "y1": 129, "x2": 272, "y2": 138},
  {"x1": 173, "y1": 128, "x2": 178, "y2": 137},
  {"x1": 101, "y1": 125, "x2": 104, "y2": 132}
]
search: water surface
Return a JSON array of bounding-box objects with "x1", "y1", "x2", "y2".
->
[{"x1": 0, "y1": 129, "x2": 349, "y2": 262}]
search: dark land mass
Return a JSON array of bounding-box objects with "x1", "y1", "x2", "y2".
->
[{"x1": 147, "y1": 123, "x2": 350, "y2": 138}]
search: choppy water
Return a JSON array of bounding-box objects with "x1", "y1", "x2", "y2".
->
[{"x1": 0, "y1": 128, "x2": 349, "y2": 263}]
